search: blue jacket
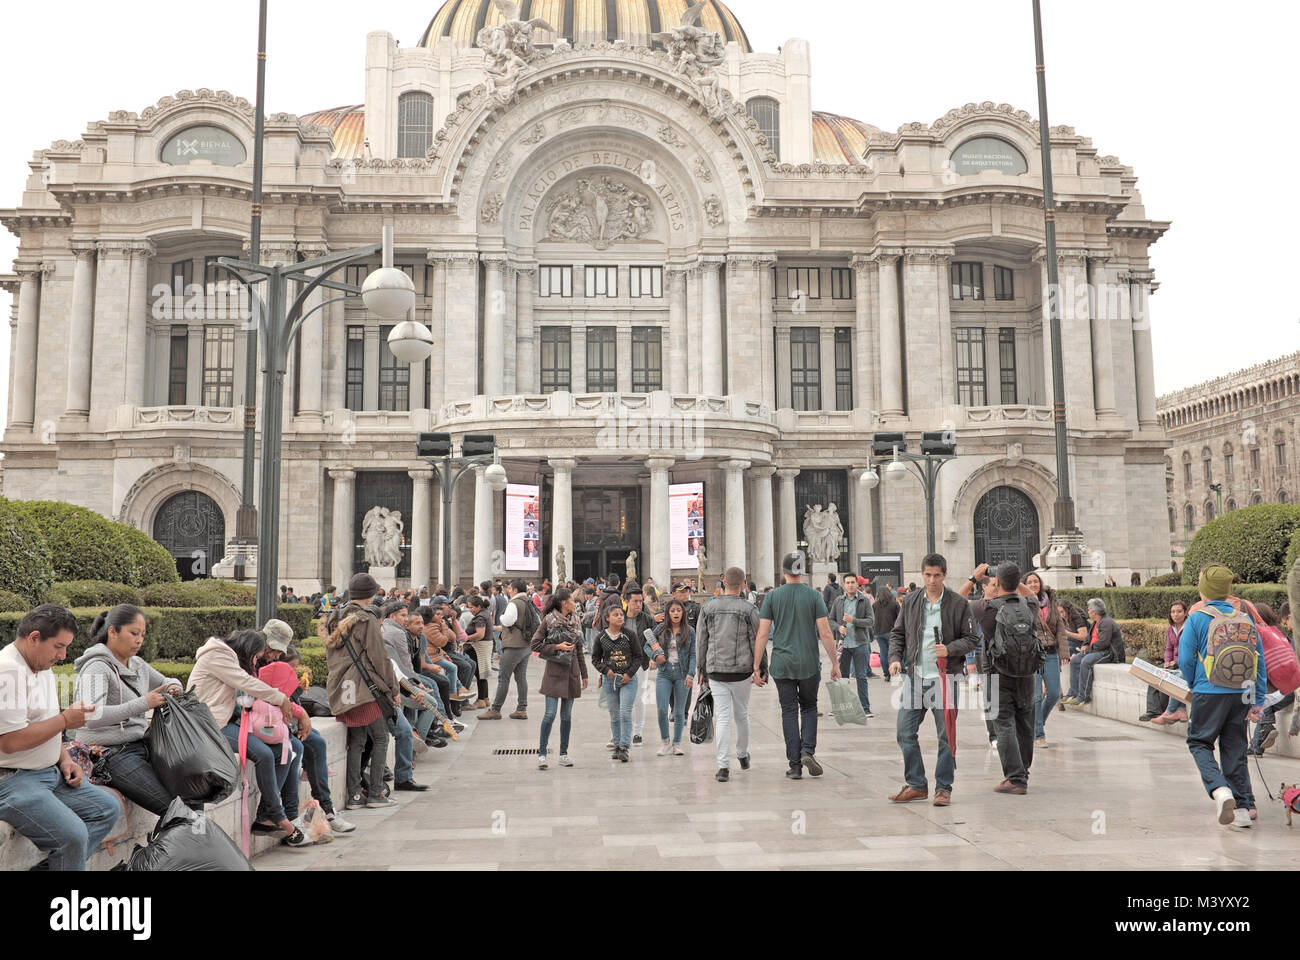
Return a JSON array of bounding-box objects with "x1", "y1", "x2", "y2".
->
[
  {"x1": 644, "y1": 623, "x2": 696, "y2": 679},
  {"x1": 1178, "y1": 601, "x2": 1268, "y2": 702}
]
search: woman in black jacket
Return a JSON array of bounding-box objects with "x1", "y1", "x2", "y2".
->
[
  {"x1": 872, "y1": 583, "x2": 899, "y2": 679},
  {"x1": 589, "y1": 604, "x2": 645, "y2": 762},
  {"x1": 1063, "y1": 598, "x2": 1122, "y2": 706}
]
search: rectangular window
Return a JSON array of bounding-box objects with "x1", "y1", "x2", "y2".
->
[
  {"x1": 994, "y1": 266, "x2": 1015, "y2": 301},
  {"x1": 203, "y1": 255, "x2": 228, "y2": 292},
  {"x1": 584, "y1": 266, "x2": 617, "y2": 298},
  {"x1": 540, "y1": 327, "x2": 571, "y2": 393},
  {"x1": 378, "y1": 325, "x2": 410, "y2": 411},
  {"x1": 631, "y1": 327, "x2": 663, "y2": 393},
  {"x1": 1203, "y1": 460, "x2": 1213, "y2": 483},
  {"x1": 1184, "y1": 462, "x2": 1192, "y2": 485},
  {"x1": 1279, "y1": 443, "x2": 1288, "y2": 468},
  {"x1": 586, "y1": 327, "x2": 617, "y2": 392},
  {"x1": 786, "y1": 268, "x2": 820, "y2": 300},
  {"x1": 1251, "y1": 448, "x2": 1261, "y2": 472},
  {"x1": 170, "y1": 259, "x2": 192, "y2": 296},
  {"x1": 201, "y1": 325, "x2": 235, "y2": 407},
  {"x1": 344, "y1": 264, "x2": 370, "y2": 289},
  {"x1": 830, "y1": 268, "x2": 853, "y2": 300},
  {"x1": 998, "y1": 328, "x2": 1017, "y2": 404},
  {"x1": 629, "y1": 266, "x2": 663, "y2": 299},
  {"x1": 790, "y1": 327, "x2": 822, "y2": 411},
  {"x1": 954, "y1": 327, "x2": 987, "y2": 406},
  {"x1": 345, "y1": 326, "x2": 365, "y2": 410},
  {"x1": 168, "y1": 325, "x2": 188, "y2": 406},
  {"x1": 834, "y1": 328, "x2": 853, "y2": 410},
  {"x1": 539, "y1": 266, "x2": 573, "y2": 298},
  {"x1": 1225, "y1": 454, "x2": 1235, "y2": 478},
  {"x1": 771, "y1": 265, "x2": 780, "y2": 300},
  {"x1": 951, "y1": 262, "x2": 985, "y2": 301}
]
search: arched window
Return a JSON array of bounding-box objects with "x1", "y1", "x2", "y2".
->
[
  {"x1": 1226, "y1": 498, "x2": 1237, "y2": 512},
  {"x1": 747, "y1": 97, "x2": 781, "y2": 160},
  {"x1": 153, "y1": 491, "x2": 226, "y2": 581},
  {"x1": 1168, "y1": 507, "x2": 1176, "y2": 533},
  {"x1": 397, "y1": 92, "x2": 434, "y2": 158},
  {"x1": 1205, "y1": 501, "x2": 1216, "y2": 522},
  {"x1": 1282, "y1": 491, "x2": 1291, "y2": 505},
  {"x1": 1252, "y1": 492, "x2": 1263, "y2": 506},
  {"x1": 1185, "y1": 504, "x2": 1195, "y2": 529}
]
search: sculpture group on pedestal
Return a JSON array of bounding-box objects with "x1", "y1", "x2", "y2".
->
[
  {"x1": 803, "y1": 503, "x2": 844, "y2": 566},
  {"x1": 362, "y1": 505, "x2": 404, "y2": 569}
]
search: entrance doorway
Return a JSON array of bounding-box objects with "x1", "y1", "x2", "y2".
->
[
  {"x1": 152, "y1": 491, "x2": 226, "y2": 580},
  {"x1": 973, "y1": 486, "x2": 1041, "y2": 571},
  {"x1": 572, "y1": 487, "x2": 641, "y2": 583}
]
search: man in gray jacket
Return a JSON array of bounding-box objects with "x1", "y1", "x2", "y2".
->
[
  {"x1": 696, "y1": 566, "x2": 763, "y2": 782},
  {"x1": 829, "y1": 573, "x2": 875, "y2": 718}
]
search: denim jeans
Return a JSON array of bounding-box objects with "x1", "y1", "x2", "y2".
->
[
  {"x1": 301, "y1": 727, "x2": 334, "y2": 814},
  {"x1": 710, "y1": 679, "x2": 751, "y2": 770},
  {"x1": 1251, "y1": 693, "x2": 1295, "y2": 749},
  {"x1": 447, "y1": 650, "x2": 477, "y2": 691},
  {"x1": 655, "y1": 668, "x2": 689, "y2": 743},
  {"x1": 539, "y1": 696, "x2": 573, "y2": 757},
  {"x1": 605, "y1": 673, "x2": 638, "y2": 749},
  {"x1": 346, "y1": 714, "x2": 390, "y2": 800},
  {"x1": 1069, "y1": 651, "x2": 1109, "y2": 701},
  {"x1": 875, "y1": 634, "x2": 893, "y2": 674},
  {"x1": 896, "y1": 675, "x2": 957, "y2": 794},
  {"x1": 838, "y1": 645, "x2": 871, "y2": 713},
  {"x1": 387, "y1": 710, "x2": 415, "y2": 783},
  {"x1": 222, "y1": 721, "x2": 302, "y2": 823},
  {"x1": 422, "y1": 666, "x2": 454, "y2": 713},
  {"x1": 492, "y1": 646, "x2": 530, "y2": 713},
  {"x1": 994, "y1": 673, "x2": 1036, "y2": 786},
  {"x1": 98, "y1": 739, "x2": 175, "y2": 816},
  {"x1": 774, "y1": 675, "x2": 820, "y2": 767},
  {"x1": 1033, "y1": 653, "x2": 1062, "y2": 738},
  {"x1": 0, "y1": 766, "x2": 122, "y2": 870},
  {"x1": 1186, "y1": 692, "x2": 1253, "y2": 804},
  {"x1": 632, "y1": 665, "x2": 656, "y2": 737}
]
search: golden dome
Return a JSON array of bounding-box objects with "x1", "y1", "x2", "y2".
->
[
  {"x1": 811, "y1": 111, "x2": 881, "y2": 165},
  {"x1": 418, "y1": 0, "x2": 752, "y2": 52}
]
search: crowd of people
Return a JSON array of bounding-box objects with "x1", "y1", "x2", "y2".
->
[{"x1": 0, "y1": 550, "x2": 1295, "y2": 869}]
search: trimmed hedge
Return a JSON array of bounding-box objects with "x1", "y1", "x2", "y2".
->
[
  {"x1": 47, "y1": 581, "x2": 142, "y2": 608},
  {"x1": 140, "y1": 580, "x2": 257, "y2": 608},
  {"x1": 1285, "y1": 528, "x2": 1300, "y2": 586},
  {"x1": 0, "y1": 590, "x2": 31, "y2": 613},
  {"x1": 15, "y1": 501, "x2": 139, "y2": 585},
  {"x1": 0, "y1": 498, "x2": 55, "y2": 602},
  {"x1": 1182, "y1": 503, "x2": 1300, "y2": 586},
  {"x1": 0, "y1": 604, "x2": 314, "y2": 661},
  {"x1": 1057, "y1": 585, "x2": 1288, "y2": 621},
  {"x1": 120, "y1": 525, "x2": 181, "y2": 587},
  {"x1": 295, "y1": 641, "x2": 329, "y2": 690},
  {"x1": 1117, "y1": 619, "x2": 1168, "y2": 664},
  {"x1": 1144, "y1": 572, "x2": 1183, "y2": 587},
  {"x1": 52, "y1": 660, "x2": 194, "y2": 709}
]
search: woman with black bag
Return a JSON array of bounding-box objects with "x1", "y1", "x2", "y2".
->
[
  {"x1": 72, "y1": 604, "x2": 183, "y2": 815},
  {"x1": 532, "y1": 588, "x2": 588, "y2": 770}
]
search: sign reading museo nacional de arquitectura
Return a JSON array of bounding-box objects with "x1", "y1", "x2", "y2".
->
[{"x1": 0, "y1": 0, "x2": 1171, "y2": 594}]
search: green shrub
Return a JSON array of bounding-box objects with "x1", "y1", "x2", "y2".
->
[
  {"x1": 1057, "y1": 585, "x2": 1288, "y2": 621},
  {"x1": 140, "y1": 580, "x2": 256, "y2": 608},
  {"x1": 1117, "y1": 619, "x2": 1169, "y2": 664},
  {"x1": 53, "y1": 660, "x2": 193, "y2": 708},
  {"x1": 47, "y1": 581, "x2": 141, "y2": 608},
  {"x1": 0, "y1": 590, "x2": 30, "y2": 613},
  {"x1": 1285, "y1": 528, "x2": 1300, "y2": 586},
  {"x1": 297, "y1": 646, "x2": 329, "y2": 689},
  {"x1": 0, "y1": 497, "x2": 55, "y2": 602},
  {"x1": 121, "y1": 525, "x2": 180, "y2": 586},
  {"x1": 1182, "y1": 503, "x2": 1300, "y2": 585},
  {"x1": 1145, "y1": 572, "x2": 1183, "y2": 587},
  {"x1": 14, "y1": 500, "x2": 140, "y2": 585}
]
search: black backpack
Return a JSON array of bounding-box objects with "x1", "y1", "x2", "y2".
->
[
  {"x1": 987, "y1": 597, "x2": 1046, "y2": 678},
  {"x1": 519, "y1": 597, "x2": 542, "y2": 641}
]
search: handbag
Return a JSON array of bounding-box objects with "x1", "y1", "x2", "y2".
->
[{"x1": 539, "y1": 621, "x2": 575, "y2": 668}]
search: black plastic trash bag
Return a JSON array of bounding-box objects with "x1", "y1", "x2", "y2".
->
[
  {"x1": 114, "y1": 798, "x2": 253, "y2": 872},
  {"x1": 690, "y1": 686, "x2": 714, "y2": 744},
  {"x1": 300, "y1": 685, "x2": 333, "y2": 718},
  {"x1": 147, "y1": 691, "x2": 238, "y2": 804}
]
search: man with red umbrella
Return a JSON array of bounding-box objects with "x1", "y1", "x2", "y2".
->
[{"x1": 887, "y1": 553, "x2": 979, "y2": 807}]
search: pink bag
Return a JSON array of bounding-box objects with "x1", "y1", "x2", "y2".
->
[
  {"x1": 1259, "y1": 624, "x2": 1300, "y2": 695},
  {"x1": 246, "y1": 697, "x2": 292, "y2": 763}
]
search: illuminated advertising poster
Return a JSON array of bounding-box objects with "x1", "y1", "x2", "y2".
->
[
  {"x1": 669, "y1": 482, "x2": 705, "y2": 570},
  {"x1": 505, "y1": 483, "x2": 541, "y2": 571}
]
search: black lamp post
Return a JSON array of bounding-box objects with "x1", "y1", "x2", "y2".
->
[
  {"x1": 860, "y1": 432, "x2": 958, "y2": 556},
  {"x1": 417, "y1": 433, "x2": 506, "y2": 589}
]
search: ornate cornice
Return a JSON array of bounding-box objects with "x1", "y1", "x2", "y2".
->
[
  {"x1": 726, "y1": 253, "x2": 776, "y2": 267},
  {"x1": 427, "y1": 251, "x2": 481, "y2": 266},
  {"x1": 132, "y1": 88, "x2": 256, "y2": 126},
  {"x1": 480, "y1": 253, "x2": 510, "y2": 266},
  {"x1": 68, "y1": 239, "x2": 98, "y2": 260},
  {"x1": 904, "y1": 245, "x2": 956, "y2": 263},
  {"x1": 13, "y1": 260, "x2": 43, "y2": 280}
]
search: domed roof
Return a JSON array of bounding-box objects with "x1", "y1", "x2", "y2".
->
[
  {"x1": 418, "y1": 0, "x2": 751, "y2": 53},
  {"x1": 811, "y1": 111, "x2": 881, "y2": 165}
]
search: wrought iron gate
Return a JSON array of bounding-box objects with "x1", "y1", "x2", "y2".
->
[
  {"x1": 152, "y1": 491, "x2": 226, "y2": 580},
  {"x1": 972, "y1": 486, "x2": 1041, "y2": 571},
  {"x1": 794, "y1": 470, "x2": 848, "y2": 568}
]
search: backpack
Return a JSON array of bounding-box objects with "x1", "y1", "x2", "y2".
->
[
  {"x1": 240, "y1": 694, "x2": 292, "y2": 764},
  {"x1": 1259, "y1": 624, "x2": 1300, "y2": 695},
  {"x1": 987, "y1": 597, "x2": 1046, "y2": 678},
  {"x1": 1199, "y1": 605, "x2": 1260, "y2": 689},
  {"x1": 518, "y1": 597, "x2": 542, "y2": 641}
]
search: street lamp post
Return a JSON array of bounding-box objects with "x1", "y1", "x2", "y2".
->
[
  {"x1": 417, "y1": 434, "x2": 507, "y2": 590},
  {"x1": 1209, "y1": 482, "x2": 1223, "y2": 516},
  {"x1": 219, "y1": 226, "x2": 427, "y2": 624},
  {"x1": 859, "y1": 432, "x2": 957, "y2": 556}
]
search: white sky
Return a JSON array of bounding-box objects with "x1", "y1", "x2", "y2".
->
[{"x1": 2, "y1": 0, "x2": 1297, "y2": 428}]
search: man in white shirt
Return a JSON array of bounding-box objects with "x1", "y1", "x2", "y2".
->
[{"x1": 0, "y1": 605, "x2": 122, "y2": 870}]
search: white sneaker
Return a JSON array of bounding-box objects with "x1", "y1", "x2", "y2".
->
[
  {"x1": 606, "y1": 741, "x2": 616, "y2": 750},
  {"x1": 412, "y1": 737, "x2": 429, "y2": 756},
  {"x1": 538, "y1": 755, "x2": 549, "y2": 770},
  {"x1": 326, "y1": 813, "x2": 357, "y2": 834},
  {"x1": 1212, "y1": 786, "x2": 1236, "y2": 825},
  {"x1": 672, "y1": 744, "x2": 685, "y2": 756},
  {"x1": 1231, "y1": 807, "x2": 1253, "y2": 829},
  {"x1": 864, "y1": 712, "x2": 875, "y2": 720},
  {"x1": 558, "y1": 755, "x2": 574, "y2": 767},
  {"x1": 658, "y1": 742, "x2": 672, "y2": 756}
]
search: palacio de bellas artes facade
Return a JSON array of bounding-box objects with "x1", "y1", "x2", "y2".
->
[{"x1": 0, "y1": 0, "x2": 1172, "y2": 593}]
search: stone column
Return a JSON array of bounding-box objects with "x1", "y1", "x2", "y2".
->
[
  {"x1": 667, "y1": 266, "x2": 688, "y2": 394},
  {"x1": 1130, "y1": 272, "x2": 1159, "y2": 428},
  {"x1": 901, "y1": 249, "x2": 950, "y2": 415},
  {"x1": 425, "y1": 254, "x2": 449, "y2": 411},
  {"x1": 473, "y1": 465, "x2": 495, "y2": 583},
  {"x1": 515, "y1": 265, "x2": 536, "y2": 394},
  {"x1": 750, "y1": 465, "x2": 777, "y2": 589},
  {"x1": 549, "y1": 459, "x2": 575, "y2": 583},
  {"x1": 437, "y1": 472, "x2": 460, "y2": 586},
  {"x1": 64, "y1": 242, "x2": 97, "y2": 418},
  {"x1": 186, "y1": 326, "x2": 204, "y2": 404},
  {"x1": 849, "y1": 468, "x2": 875, "y2": 568},
  {"x1": 774, "y1": 327, "x2": 792, "y2": 409},
  {"x1": 616, "y1": 326, "x2": 633, "y2": 393},
  {"x1": 819, "y1": 326, "x2": 837, "y2": 411},
  {"x1": 125, "y1": 242, "x2": 154, "y2": 410},
  {"x1": 934, "y1": 251, "x2": 954, "y2": 407},
  {"x1": 726, "y1": 255, "x2": 765, "y2": 404},
  {"x1": 10, "y1": 263, "x2": 41, "y2": 429},
  {"x1": 851, "y1": 256, "x2": 876, "y2": 414},
  {"x1": 482, "y1": 254, "x2": 507, "y2": 397},
  {"x1": 687, "y1": 265, "x2": 703, "y2": 394},
  {"x1": 700, "y1": 258, "x2": 724, "y2": 396},
  {"x1": 444, "y1": 253, "x2": 480, "y2": 399},
  {"x1": 409, "y1": 468, "x2": 434, "y2": 589},
  {"x1": 570, "y1": 326, "x2": 587, "y2": 393},
  {"x1": 876, "y1": 251, "x2": 904, "y2": 418},
  {"x1": 89, "y1": 243, "x2": 129, "y2": 422},
  {"x1": 297, "y1": 245, "x2": 328, "y2": 419},
  {"x1": 648, "y1": 457, "x2": 674, "y2": 589},
  {"x1": 776, "y1": 468, "x2": 800, "y2": 558},
  {"x1": 1088, "y1": 254, "x2": 1119, "y2": 419},
  {"x1": 723, "y1": 459, "x2": 751, "y2": 573},
  {"x1": 758, "y1": 256, "x2": 777, "y2": 408},
  {"x1": 1043, "y1": 250, "x2": 1096, "y2": 417},
  {"x1": 330, "y1": 468, "x2": 356, "y2": 591}
]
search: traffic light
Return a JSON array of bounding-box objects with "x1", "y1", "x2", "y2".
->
[
  {"x1": 921, "y1": 432, "x2": 957, "y2": 456},
  {"x1": 416, "y1": 433, "x2": 452, "y2": 458},
  {"x1": 461, "y1": 434, "x2": 498, "y2": 458},
  {"x1": 872, "y1": 432, "x2": 907, "y2": 458}
]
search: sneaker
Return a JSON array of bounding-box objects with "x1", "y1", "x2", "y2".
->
[
  {"x1": 451, "y1": 720, "x2": 466, "y2": 733},
  {"x1": 658, "y1": 742, "x2": 672, "y2": 756},
  {"x1": 538, "y1": 755, "x2": 549, "y2": 770},
  {"x1": 558, "y1": 755, "x2": 574, "y2": 767},
  {"x1": 1034, "y1": 737, "x2": 1047, "y2": 748},
  {"x1": 610, "y1": 748, "x2": 622, "y2": 761},
  {"x1": 606, "y1": 741, "x2": 616, "y2": 750},
  {"x1": 478, "y1": 709, "x2": 503, "y2": 720},
  {"x1": 801, "y1": 755, "x2": 823, "y2": 777},
  {"x1": 864, "y1": 712, "x2": 875, "y2": 720},
  {"x1": 281, "y1": 828, "x2": 313, "y2": 848},
  {"x1": 345, "y1": 794, "x2": 366, "y2": 810},
  {"x1": 673, "y1": 744, "x2": 685, "y2": 756},
  {"x1": 619, "y1": 748, "x2": 630, "y2": 763},
  {"x1": 509, "y1": 711, "x2": 528, "y2": 720},
  {"x1": 738, "y1": 755, "x2": 751, "y2": 770},
  {"x1": 455, "y1": 688, "x2": 475, "y2": 700},
  {"x1": 715, "y1": 768, "x2": 729, "y2": 782},
  {"x1": 1060, "y1": 696, "x2": 1078, "y2": 705},
  {"x1": 1138, "y1": 714, "x2": 1156, "y2": 722},
  {"x1": 394, "y1": 780, "x2": 429, "y2": 792},
  {"x1": 988, "y1": 739, "x2": 998, "y2": 751},
  {"x1": 1212, "y1": 785, "x2": 1235, "y2": 825},
  {"x1": 426, "y1": 736, "x2": 448, "y2": 749},
  {"x1": 412, "y1": 737, "x2": 429, "y2": 755},
  {"x1": 365, "y1": 795, "x2": 398, "y2": 810},
  {"x1": 785, "y1": 766, "x2": 803, "y2": 780},
  {"x1": 326, "y1": 813, "x2": 357, "y2": 833},
  {"x1": 1231, "y1": 807, "x2": 1253, "y2": 829},
  {"x1": 383, "y1": 767, "x2": 394, "y2": 782},
  {"x1": 1262, "y1": 728, "x2": 1279, "y2": 751},
  {"x1": 633, "y1": 735, "x2": 643, "y2": 745}
]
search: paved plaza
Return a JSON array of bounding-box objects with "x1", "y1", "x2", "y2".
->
[{"x1": 259, "y1": 658, "x2": 1300, "y2": 871}]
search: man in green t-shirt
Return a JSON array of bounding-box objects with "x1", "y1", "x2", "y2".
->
[{"x1": 754, "y1": 552, "x2": 840, "y2": 780}]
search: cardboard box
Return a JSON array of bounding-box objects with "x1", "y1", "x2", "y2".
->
[{"x1": 1130, "y1": 657, "x2": 1191, "y2": 705}]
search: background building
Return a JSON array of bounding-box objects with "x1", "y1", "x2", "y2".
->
[
  {"x1": 1158, "y1": 352, "x2": 1300, "y2": 560},
  {"x1": 1, "y1": 0, "x2": 1171, "y2": 590}
]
